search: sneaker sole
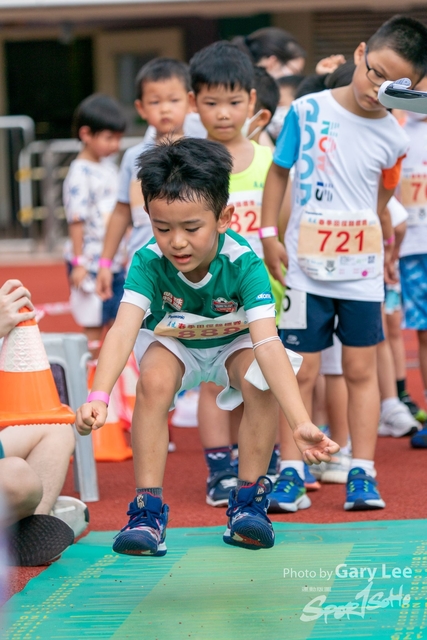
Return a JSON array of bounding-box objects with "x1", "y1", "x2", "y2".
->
[
  {"x1": 268, "y1": 493, "x2": 311, "y2": 513},
  {"x1": 113, "y1": 539, "x2": 167, "y2": 557},
  {"x1": 223, "y1": 528, "x2": 274, "y2": 550},
  {"x1": 344, "y1": 499, "x2": 385, "y2": 511},
  {"x1": 378, "y1": 424, "x2": 420, "y2": 438},
  {"x1": 7, "y1": 515, "x2": 74, "y2": 566}
]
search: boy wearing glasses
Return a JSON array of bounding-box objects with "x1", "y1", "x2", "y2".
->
[{"x1": 261, "y1": 16, "x2": 427, "y2": 511}]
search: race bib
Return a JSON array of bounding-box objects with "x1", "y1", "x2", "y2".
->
[
  {"x1": 400, "y1": 170, "x2": 427, "y2": 226},
  {"x1": 278, "y1": 289, "x2": 307, "y2": 330},
  {"x1": 130, "y1": 179, "x2": 150, "y2": 228},
  {"x1": 297, "y1": 209, "x2": 382, "y2": 281},
  {"x1": 228, "y1": 190, "x2": 261, "y2": 237},
  {"x1": 154, "y1": 308, "x2": 248, "y2": 340}
]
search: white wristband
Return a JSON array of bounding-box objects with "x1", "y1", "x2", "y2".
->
[{"x1": 258, "y1": 226, "x2": 278, "y2": 239}]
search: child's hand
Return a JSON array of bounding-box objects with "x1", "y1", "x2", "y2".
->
[
  {"x1": 293, "y1": 422, "x2": 340, "y2": 465},
  {"x1": 76, "y1": 401, "x2": 108, "y2": 436},
  {"x1": 96, "y1": 267, "x2": 113, "y2": 301},
  {"x1": 70, "y1": 266, "x2": 88, "y2": 288},
  {"x1": 315, "y1": 54, "x2": 346, "y2": 75},
  {"x1": 261, "y1": 237, "x2": 288, "y2": 285}
]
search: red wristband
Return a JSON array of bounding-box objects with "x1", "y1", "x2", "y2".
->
[
  {"x1": 99, "y1": 258, "x2": 113, "y2": 268},
  {"x1": 87, "y1": 391, "x2": 110, "y2": 406}
]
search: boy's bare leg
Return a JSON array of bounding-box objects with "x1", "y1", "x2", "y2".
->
[
  {"x1": 418, "y1": 331, "x2": 427, "y2": 390},
  {"x1": 386, "y1": 310, "x2": 406, "y2": 381},
  {"x1": 1, "y1": 424, "x2": 75, "y2": 516},
  {"x1": 226, "y1": 349, "x2": 278, "y2": 482},
  {"x1": 342, "y1": 345, "x2": 379, "y2": 460},
  {"x1": 132, "y1": 342, "x2": 184, "y2": 487},
  {"x1": 197, "y1": 382, "x2": 230, "y2": 447}
]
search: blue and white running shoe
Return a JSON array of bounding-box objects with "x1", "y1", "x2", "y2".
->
[
  {"x1": 411, "y1": 427, "x2": 427, "y2": 448},
  {"x1": 223, "y1": 476, "x2": 275, "y2": 550},
  {"x1": 268, "y1": 468, "x2": 311, "y2": 512},
  {"x1": 113, "y1": 493, "x2": 169, "y2": 556},
  {"x1": 344, "y1": 468, "x2": 385, "y2": 511}
]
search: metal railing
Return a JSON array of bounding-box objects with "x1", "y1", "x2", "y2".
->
[{"x1": 15, "y1": 136, "x2": 144, "y2": 250}]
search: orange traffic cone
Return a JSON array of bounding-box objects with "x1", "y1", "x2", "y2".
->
[
  {"x1": 0, "y1": 306, "x2": 75, "y2": 427},
  {"x1": 90, "y1": 367, "x2": 133, "y2": 462}
]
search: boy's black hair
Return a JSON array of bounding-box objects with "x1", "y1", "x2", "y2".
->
[
  {"x1": 253, "y1": 66, "x2": 280, "y2": 117},
  {"x1": 190, "y1": 41, "x2": 254, "y2": 95},
  {"x1": 368, "y1": 15, "x2": 427, "y2": 77},
  {"x1": 233, "y1": 27, "x2": 306, "y2": 65},
  {"x1": 295, "y1": 74, "x2": 328, "y2": 100},
  {"x1": 134, "y1": 57, "x2": 191, "y2": 101},
  {"x1": 137, "y1": 138, "x2": 232, "y2": 220},
  {"x1": 73, "y1": 93, "x2": 126, "y2": 138},
  {"x1": 276, "y1": 75, "x2": 305, "y2": 91}
]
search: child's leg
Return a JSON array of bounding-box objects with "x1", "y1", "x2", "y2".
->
[
  {"x1": 132, "y1": 342, "x2": 184, "y2": 487},
  {"x1": 418, "y1": 330, "x2": 427, "y2": 392},
  {"x1": 386, "y1": 310, "x2": 407, "y2": 383},
  {"x1": 342, "y1": 344, "x2": 379, "y2": 463},
  {"x1": 197, "y1": 382, "x2": 237, "y2": 508},
  {"x1": 84, "y1": 326, "x2": 103, "y2": 359},
  {"x1": 113, "y1": 342, "x2": 184, "y2": 558},
  {"x1": 324, "y1": 375, "x2": 349, "y2": 448}
]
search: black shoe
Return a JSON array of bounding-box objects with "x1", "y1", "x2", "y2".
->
[{"x1": 7, "y1": 514, "x2": 74, "y2": 566}]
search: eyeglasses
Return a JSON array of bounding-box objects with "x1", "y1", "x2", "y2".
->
[
  {"x1": 364, "y1": 47, "x2": 422, "y2": 89},
  {"x1": 364, "y1": 47, "x2": 389, "y2": 87}
]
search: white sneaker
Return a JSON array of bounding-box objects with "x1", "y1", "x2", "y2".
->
[
  {"x1": 378, "y1": 402, "x2": 421, "y2": 438},
  {"x1": 51, "y1": 496, "x2": 89, "y2": 538},
  {"x1": 321, "y1": 452, "x2": 351, "y2": 484}
]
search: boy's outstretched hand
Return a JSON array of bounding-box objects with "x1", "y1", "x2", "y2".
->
[
  {"x1": 76, "y1": 401, "x2": 108, "y2": 436},
  {"x1": 293, "y1": 422, "x2": 340, "y2": 465}
]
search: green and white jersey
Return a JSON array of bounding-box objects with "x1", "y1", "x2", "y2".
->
[
  {"x1": 123, "y1": 229, "x2": 275, "y2": 349},
  {"x1": 228, "y1": 141, "x2": 273, "y2": 258}
]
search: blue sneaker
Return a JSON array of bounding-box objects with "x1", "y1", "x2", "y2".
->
[
  {"x1": 113, "y1": 493, "x2": 169, "y2": 556},
  {"x1": 206, "y1": 469, "x2": 238, "y2": 507},
  {"x1": 344, "y1": 468, "x2": 385, "y2": 511},
  {"x1": 223, "y1": 477, "x2": 275, "y2": 550},
  {"x1": 411, "y1": 427, "x2": 427, "y2": 448},
  {"x1": 268, "y1": 468, "x2": 311, "y2": 512},
  {"x1": 266, "y1": 446, "x2": 281, "y2": 482}
]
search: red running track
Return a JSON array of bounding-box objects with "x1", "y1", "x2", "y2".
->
[{"x1": 1, "y1": 262, "x2": 426, "y2": 600}]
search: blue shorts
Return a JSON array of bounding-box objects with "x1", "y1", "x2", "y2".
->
[
  {"x1": 400, "y1": 254, "x2": 427, "y2": 330},
  {"x1": 66, "y1": 264, "x2": 125, "y2": 326},
  {"x1": 279, "y1": 292, "x2": 384, "y2": 352}
]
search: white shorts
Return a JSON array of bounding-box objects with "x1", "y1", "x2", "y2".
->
[
  {"x1": 134, "y1": 330, "x2": 254, "y2": 411},
  {"x1": 320, "y1": 334, "x2": 343, "y2": 376}
]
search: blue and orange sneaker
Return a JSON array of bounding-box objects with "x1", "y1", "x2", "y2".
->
[
  {"x1": 223, "y1": 476, "x2": 275, "y2": 550},
  {"x1": 113, "y1": 493, "x2": 169, "y2": 556},
  {"x1": 344, "y1": 468, "x2": 385, "y2": 511}
]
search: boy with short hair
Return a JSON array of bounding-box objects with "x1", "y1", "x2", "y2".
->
[
  {"x1": 63, "y1": 93, "x2": 127, "y2": 355},
  {"x1": 96, "y1": 58, "x2": 191, "y2": 299},
  {"x1": 398, "y1": 74, "x2": 427, "y2": 448},
  {"x1": 76, "y1": 137, "x2": 339, "y2": 555},
  {"x1": 188, "y1": 42, "x2": 281, "y2": 506},
  {"x1": 261, "y1": 15, "x2": 427, "y2": 510}
]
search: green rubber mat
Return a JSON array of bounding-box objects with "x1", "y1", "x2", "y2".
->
[{"x1": 3, "y1": 520, "x2": 427, "y2": 639}]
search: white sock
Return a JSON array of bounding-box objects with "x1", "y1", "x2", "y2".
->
[
  {"x1": 340, "y1": 444, "x2": 351, "y2": 456},
  {"x1": 280, "y1": 459, "x2": 304, "y2": 480},
  {"x1": 351, "y1": 458, "x2": 376, "y2": 478},
  {"x1": 381, "y1": 397, "x2": 400, "y2": 417}
]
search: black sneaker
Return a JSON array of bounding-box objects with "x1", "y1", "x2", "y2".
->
[
  {"x1": 206, "y1": 469, "x2": 238, "y2": 507},
  {"x1": 399, "y1": 392, "x2": 427, "y2": 424},
  {"x1": 7, "y1": 515, "x2": 74, "y2": 566}
]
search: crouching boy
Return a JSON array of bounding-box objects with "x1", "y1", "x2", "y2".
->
[{"x1": 76, "y1": 138, "x2": 338, "y2": 555}]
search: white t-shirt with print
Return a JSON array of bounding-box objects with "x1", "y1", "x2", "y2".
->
[
  {"x1": 398, "y1": 119, "x2": 427, "y2": 258},
  {"x1": 63, "y1": 158, "x2": 126, "y2": 273},
  {"x1": 274, "y1": 90, "x2": 408, "y2": 302}
]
